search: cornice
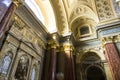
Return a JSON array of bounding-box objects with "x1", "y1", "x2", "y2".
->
[
  {"x1": 101, "y1": 35, "x2": 120, "y2": 50},
  {"x1": 101, "y1": 35, "x2": 120, "y2": 45},
  {"x1": 15, "y1": 5, "x2": 48, "y2": 42}
]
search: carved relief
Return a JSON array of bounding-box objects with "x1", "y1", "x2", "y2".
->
[
  {"x1": 76, "y1": 7, "x2": 84, "y2": 14},
  {"x1": 10, "y1": 16, "x2": 25, "y2": 39},
  {"x1": 10, "y1": 15, "x2": 46, "y2": 52}
]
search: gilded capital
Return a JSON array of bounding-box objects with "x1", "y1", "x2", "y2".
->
[
  {"x1": 101, "y1": 36, "x2": 113, "y2": 45},
  {"x1": 114, "y1": 35, "x2": 120, "y2": 42},
  {"x1": 101, "y1": 36, "x2": 114, "y2": 51},
  {"x1": 62, "y1": 43, "x2": 74, "y2": 51},
  {"x1": 12, "y1": 0, "x2": 24, "y2": 7},
  {"x1": 47, "y1": 40, "x2": 59, "y2": 49}
]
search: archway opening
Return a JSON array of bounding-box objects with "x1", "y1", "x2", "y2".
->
[
  {"x1": 87, "y1": 66, "x2": 106, "y2": 80},
  {"x1": 79, "y1": 52, "x2": 107, "y2": 80}
]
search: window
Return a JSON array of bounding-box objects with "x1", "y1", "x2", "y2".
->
[
  {"x1": 0, "y1": 53, "x2": 12, "y2": 75},
  {"x1": 80, "y1": 26, "x2": 90, "y2": 35}
]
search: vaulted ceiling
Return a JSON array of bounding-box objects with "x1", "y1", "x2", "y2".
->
[{"x1": 25, "y1": 0, "x2": 120, "y2": 36}]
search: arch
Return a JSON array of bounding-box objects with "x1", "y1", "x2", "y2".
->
[
  {"x1": 79, "y1": 51, "x2": 107, "y2": 80},
  {"x1": 69, "y1": 4, "x2": 99, "y2": 29},
  {"x1": 85, "y1": 65, "x2": 105, "y2": 75},
  {"x1": 78, "y1": 50, "x2": 106, "y2": 63},
  {"x1": 86, "y1": 65, "x2": 106, "y2": 80},
  {"x1": 80, "y1": 51, "x2": 101, "y2": 62},
  {"x1": 69, "y1": 4, "x2": 99, "y2": 33},
  {"x1": 0, "y1": 51, "x2": 13, "y2": 75}
]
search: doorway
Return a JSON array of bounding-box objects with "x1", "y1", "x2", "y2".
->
[{"x1": 86, "y1": 66, "x2": 106, "y2": 80}]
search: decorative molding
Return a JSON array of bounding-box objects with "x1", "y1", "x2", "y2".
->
[
  {"x1": 113, "y1": 34, "x2": 120, "y2": 42},
  {"x1": 101, "y1": 36, "x2": 113, "y2": 45},
  {"x1": 101, "y1": 35, "x2": 120, "y2": 51},
  {"x1": 75, "y1": 46, "x2": 105, "y2": 63},
  {"x1": 101, "y1": 34, "x2": 120, "y2": 45},
  {"x1": 62, "y1": 43, "x2": 74, "y2": 51},
  {"x1": 50, "y1": 0, "x2": 69, "y2": 35},
  {"x1": 47, "y1": 39, "x2": 59, "y2": 49},
  {"x1": 12, "y1": 0, "x2": 24, "y2": 7},
  {"x1": 95, "y1": 0, "x2": 115, "y2": 21},
  {"x1": 10, "y1": 16, "x2": 46, "y2": 50}
]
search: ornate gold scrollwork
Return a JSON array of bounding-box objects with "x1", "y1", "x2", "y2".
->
[
  {"x1": 47, "y1": 39, "x2": 59, "y2": 49},
  {"x1": 101, "y1": 36, "x2": 113, "y2": 51},
  {"x1": 114, "y1": 34, "x2": 120, "y2": 42},
  {"x1": 62, "y1": 43, "x2": 74, "y2": 51},
  {"x1": 101, "y1": 36, "x2": 113, "y2": 45},
  {"x1": 12, "y1": 0, "x2": 24, "y2": 7},
  {"x1": 101, "y1": 35, "x2": 120, "y2": 45}
]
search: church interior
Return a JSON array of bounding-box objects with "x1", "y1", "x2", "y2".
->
[{"x1": 0, "y1": 0, "x2": 120, "y2": 80}]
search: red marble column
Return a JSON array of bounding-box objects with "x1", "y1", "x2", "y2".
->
[
  {"x1": 104, "y1": 43, "x2": 120, "y2": 80},
  {"x1": 0, "y1": 1, "x2": 11, "y2": 23},
  {"x1": 42, "y1": 40, "x2": 58, "y2": 80},
  {"x1": 0, "y1": 1, "x2": 19, "y2": 38},
  {"x1": 49, "y1": 48, "x2": 57, "y2": 80},
  {"x1": 64, "y1": 45, "x2": 75, "y2": 80},
  {"x1": 42, "y1": 49, "x2": 51, "y2": 80}
]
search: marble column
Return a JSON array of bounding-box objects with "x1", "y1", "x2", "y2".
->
[
  {"x1": 0, "y1": 1, "x2": 11, "y2": 23},
  {"x1": 102, "y1": 37, "x2": 120, "y2": 80},
  {"x1": 42, "y1": 37, "x2": 59, "y2": 80},
  {"x1": 42, "y1": 49, "x2": 51, "y2": 80},
  {"x1": 62, "y1": 39, "x2": 75, "y2": 80},
  {"x1": 0, "y1": 0, "x2": 23, "y2": 38},
  {"x1": 49, "y1": 47, "x2": 57, "y2": 80},
  {"x1": 56, "y1": 47, "x2": 65, "y2": 80}
]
